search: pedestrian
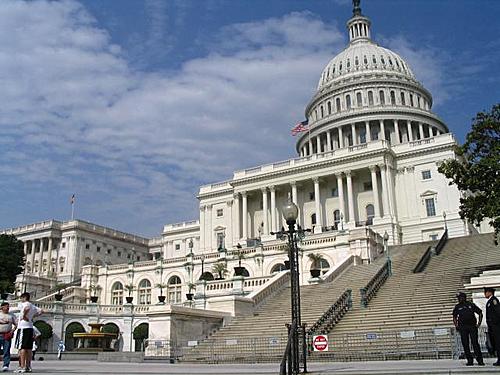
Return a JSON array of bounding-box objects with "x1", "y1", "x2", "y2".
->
[
  {"x1": 0, "y1": 302, "x2": 17, "y2": 372},
  {"x1": 452, "y1": 292, "x2": 484, "y2": 366},
  {"x1": 484, "y1": 287, "x2": 500, "y2": 366},
  {"x1": 57, "y1": 341, "x2": 65, "y2": 360},
  {"x1": 31, "y1": 326, "x2": 40, "y2": 361},
  {"x1": 14, "y1": 292, "x2": 43, "y2": 373}
]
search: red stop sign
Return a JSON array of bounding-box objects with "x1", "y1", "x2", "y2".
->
[{"x1": 312, "y1": 335, "x2": 329, "y2": 351}]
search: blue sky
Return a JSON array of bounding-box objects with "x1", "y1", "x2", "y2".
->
[{"x1": 0, "y1": 0, "x2": 498, "y2": 237}]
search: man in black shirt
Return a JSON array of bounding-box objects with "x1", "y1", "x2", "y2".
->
[
  {"x1": 453, "y1": 292, "x2": 484, "y2": 366},
  {"x1": 484, "y1": 287, "x2": 500, "y2": 366}
]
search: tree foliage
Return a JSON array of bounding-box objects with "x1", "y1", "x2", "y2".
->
[
  {"x1": 34, "y1": 320, "x2": 53, "y2": 340},
  {"x1": 438, "y1": 104, "x2": 500, "y2": 243},
  {"x1": 0, "y1": 234, "x2": 25, "y2": 293}
]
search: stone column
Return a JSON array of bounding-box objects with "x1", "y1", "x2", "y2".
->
[
  {"x1": 233, "y1": 194, "x2": 240, "y2": 242},
  {"x1": 394, "y1": 120, "x2": 400, "y2": 144},
  {"x1": 369, "y1": 166, "x2": 381, "y2": 218},
  {"x1": 308, "y1": 138, "x2": 313, "y2": 155},
  {"x1": 242, "y1": 192, "x2": 248, "y2": 239},
  {"x1": 47, "y1": 237, "x2": 53, "y2": 275},
  {"x1": 379, "y1": 164, "x2": 390, "y2": 218},
  {"x1": 387, "y1": 166, "x2": 397, "y2": 217},
  {"x1": 313, "y1": 178, "x2": 322, "y2": 233},
  {"x1": 226, "y1": 200, "x2": 233, "y2": 247},
  {"x1": 351, "y1": 123, "x2": 357, "y2": 145},
  {"x1": 379, "y1": 120, "x2": 385, "y2": 140},
  {"x1": 38, "y1": 238, "x2": 45, "y2": 276},
  {"x1": 336, "y1": 173, "x2": 345, "y2": 222},
  {"x1": 270, "y1": 186, "x2": 277, "y2": 233},
  {"x1": 291, "y1": 181, "x2": 299, "y2": 225},
  {"x1": 199, "y1": 205, "x2": 206, "y2": 251},
  {"x1": 365, "y1": 121, "x2": 371, "y2": 142},
  {"x1": 326, "y1": 131, "x2": 332, "y2": 152},
  {"x1": 30, "y1": 241, "x2": 35, "y2": 274},
  {"x1": 418, "y1": 122, "x2": 424, "y2": 139},
  {"x1": 261, "y1": 188, "x2": 269, "y2": 235},
  {"x1": 316, "y1": 135, "x2": 322, "y2": 154},
  {"x1": 339, "y1": 126, "x2": 344, "y2": 148},
  {"x1": 407, "y1": 120, "x2": 413, "y2": 142},
  {"x1": 206, "y1": 205, "x2": 213, "y2": 250},
  {"x1": 346, "y1": 171, "x2": 355, "y2": 223}
]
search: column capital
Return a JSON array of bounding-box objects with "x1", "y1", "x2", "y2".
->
[
  {"x1": 226, "y1": 200, "x2": 233, "y2": 206},
  {"x1": 241, "y1": 191, "x2": 248, "y2": 198},
  {"x1": 199, "y1": 205, "x2": 206, "y2": 212},
  {"x1": 344, "y1": 170, "x2": 353, "y2": 177},
  {"x1": 261, "y1": 187, "x2": 268, "y2": 194},
  {"x1": 312, "y1": 177, "x2": 320, "y2": 184},
  {"x1": 233, "y1": 192, "x2": 240, "y2": 200},
  {"x1": 290, "y1": 180, "x2": 297, "y2": 187},
  {"x1": 269, "y1": 185, "x2": 276, "y2": 192},
  {"x1": 377, "y1": 163, "x2": 387, "y2": 170},
  {"x1": 335, "y1": 172, "x2": 344, "y2": 178},
  {"x1": 369, "y1": 165, "x2": 378, "y2": 172}
]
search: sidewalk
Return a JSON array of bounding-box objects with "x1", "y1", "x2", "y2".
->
[{"x1": 22, "y1": 359, "x2": 500, "y2": 374}]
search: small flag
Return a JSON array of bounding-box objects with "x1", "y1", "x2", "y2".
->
[
  {"x1": 291, "y1": 120, "x2": 309, "y2": 136},
  {"x1": 70, "y1": 194, "x2": 75, "y2": 205}
]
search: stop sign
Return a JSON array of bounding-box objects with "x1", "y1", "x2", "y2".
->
[{"x1": 312, "y1": 335, "x2": 329, "y2": 351}]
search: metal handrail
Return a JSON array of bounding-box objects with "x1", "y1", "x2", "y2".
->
[
  {"x1": 307, "y1": 289, "x2": 352, "y2": 336},
  {"x1": 280, "y1": 320, "x2": 297, "y2": 375},
  {"x1": 413, "y1": 229, "x2": 448, "y2": 273},
  {"x1": 360, "y1": 261, "x2": 390, "y2": 308},
  {"x1": 434, "y1": 229, "x2": 448, "y2": 255}
]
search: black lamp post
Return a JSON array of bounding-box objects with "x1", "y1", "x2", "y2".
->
[
  {"x1": 200, "y1": 254, "x2": 205, "y2": 279},
  {"x1": 443, "y1": 211, "x2": 447, "y2": 231},
  {"x1": 272, "y1": 200, "x2": 309, "y2": 375},
  {"x1": 383, "y1": 231, "x2": 392, "y2": 276}
]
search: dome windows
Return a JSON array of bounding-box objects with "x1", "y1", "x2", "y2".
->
[
  {"x1": 355, "y1": 57, "x2": 359, "y2": 66},
  {"x1": 380, "y1": 55, "x2": 386, "y2": 65},
  {"x1": 347, "y1": 59, "x2": 351, "y2": 69},
  {"x1": 327, "y1": 101, "x2": 332, "y2": 115},
  {"x1": 339, "y1": 62, "x2": 343, "y2": 71},
  {"x1": 346, "y1": 95, "x2": 352, "y2": 109},
  {"x1": 390, "y1": 90, "x2": 396, "y2": 105},
  {"x1": 379, "y1": 90, "x2": 385, "y2": 105},
  {"x1": 368, "y1": 91, "x2": 374, "y2": 106},
  {"x1": 410, "y1": 93, "x2": 414, "y2": 107},
  {"x1": 400, "y1": 92, "x2": 406, "y2": 105},
  {"x1": 356, "y1": 92, "x2": 363, "y2": 107},
  {"x1": 388, "y1": 58, "x2": 393, "y2": 66},
  {"x1": 372, "y1": 55, "x2": 377, "y2": 64},
  {"x1": 320, "y1": 105, "x2": 324, "y2": 118},
  {"x1": 336, "y1": 98, "x2": 341, "y2": 112},
  {"x1": 364, "y1": 55, "x2": 368, "y2": 65}
]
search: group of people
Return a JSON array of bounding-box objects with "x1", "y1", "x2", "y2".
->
[
  {"x1": 0, "y1": 293, "x2": 43, "y2": 373},
  {"x1": 453, "y1": 287, "x2": 500, "y2": 366}
]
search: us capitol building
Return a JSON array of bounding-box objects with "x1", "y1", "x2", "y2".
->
[{"x1": 1, "y1": 1, "x2": 489, "y2": 341}]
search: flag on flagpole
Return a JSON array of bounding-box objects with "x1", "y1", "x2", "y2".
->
[{"x1": 291, "y1": 120, "x2": 309, "y2": 136}]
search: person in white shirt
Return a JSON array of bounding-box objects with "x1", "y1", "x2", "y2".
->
[
  {"x1": 0, "y1": 302, "x2": 17, "y2": 372},
  {"x1": 14, "y1": 293, "x2": 42, "y2": 373}
]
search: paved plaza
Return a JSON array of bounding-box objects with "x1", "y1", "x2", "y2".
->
[{"x1": 15, "y1": 359, "x2": 500, "y2": 374}]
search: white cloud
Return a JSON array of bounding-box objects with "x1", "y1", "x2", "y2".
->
[{"x1": 0, "y1": 0, "x2": 345, "y2": 236}]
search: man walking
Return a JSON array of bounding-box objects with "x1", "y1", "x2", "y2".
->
[
  {"x1": 0, "y1": 302, "x2": 17, "y2": 372},
  {"x1": 452, "y1": 292, "x2": 484, "y2": 366},
  {"x1": 15, "y1": 293, "x2": 42, "y2": 373},
  {"x1": 484, "y1": 287, "x2": 500, "y2": 366}
]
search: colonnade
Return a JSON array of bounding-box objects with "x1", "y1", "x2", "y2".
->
[
  {"x1": 300, "y1": 119, "x2": 442, "y2": 156},
  {"x1": 24, "y1": 237, "x2": 59, "y2": 276}
]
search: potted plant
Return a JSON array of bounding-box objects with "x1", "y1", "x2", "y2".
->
[
  {"x1": 233, "y1": 247, "x2": 246, "y2": 276},
  {"x1": 155, "y1": 283, "x2": 167, "y2": 303},
  {"x1": 308, "y1": 253, "x2": 324, "y2": 278},
  {"x1": 186, "y1": 283, "x2": 196, "y2": 301},
  {"x1": 89, "y1": 284, "x2": 102, "y2": 303},
  {"x1": 124, "y1": 284, "x2": 135, "y2": 304},
  {"x1": 212, "y1": 261, "x2": 228, "y2": 280},
  {"x1": 54, "y1": 283, "x2": 65, "y2": 301}
]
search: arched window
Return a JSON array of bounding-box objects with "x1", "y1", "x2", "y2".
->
[
  {"x1": 363, "y1": 55, "x2": 368, "y2": 65},
  {"x1": 400, "y1": 92, "x2": 406, "y2": 105},
  {"x1": 347, "y1": 59, "x2": 350, "y2": 68},
  {"x1": 320, "y1": 105, "x2": 324, "y2": 118},
  {"x1": 167, "y1": 276, "x2": 182, "y2": 304},
  {"x1": 379, "y1": 90, "x2": 385, "y2": 105},
  {"x1": 368, "y1": 91, "x2": 374, "y2": 106},
  {"x1": 355, "y1": 56, "x2": 359, "y2": 66},
  {"x1": 366, "y1": 204, "x2": 375, "y2": 225},
  {"x1": 138, "y1": 279, "x2": 152, "y2": 305},
  {"x1": 356, "y1": 92, "x2": 362, "y2": 107},
  {"x1": 327, "y1": 101, "x2": 332, "y2": 114},
  {"x1": 271, "y1": 263, "x2": 287, "y2": 273},
  {"x1": 233, "y1": 268, "x2": 250, "y2": 277},
  {"x1": 390, "y1": 91, "x2": 396, "y2": 105},
  {"x1": 336, "y1": 98, "x2": 341, "y2": 112},
  {"x1": 64, "y1": 322, "x2": 85, "y2": 351},
  {"x1": 372, "y1": 55, "x2": 377, "y2": 64},
  {"x1": 346, "y1": 95, "x2": 351, "y2": 109},
  {"x1": 380, "y1": 55, "x2": 385, "y2": 65},
  {"x1": 311, "y1": 213, "x2": 317, "y2": 226},
  {"x1": 111, "y1": 282, "x2": 124, "y2": 305},
  {"x1": 410, "y1": 94, "x2": 414, "y2": 107}
]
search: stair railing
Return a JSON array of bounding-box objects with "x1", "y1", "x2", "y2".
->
[
  {"x1": 413, "y1": 229, "x2": 448, "y2": 273},
  {"x1": 307, "y1": 289, "x2": 352, "y2": 336},
  {"x1": 279, "y1": 320, "x2": 297, "y2": 375},
  {"x1": 360, "y1": 261, "x2": 390, "y2": 308},
  {"x1": 434, "y1": 229, "x2": 448, "y2": 255}
]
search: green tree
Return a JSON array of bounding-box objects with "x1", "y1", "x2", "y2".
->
[
  {"x1": 438, "y1": 104, "x2": 500, "y2": 243},
  {"x1": 0, "y1": 234, "x2": 25, "y2": 294}
]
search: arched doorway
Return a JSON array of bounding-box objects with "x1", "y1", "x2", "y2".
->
[
  {"x1": 102, "y1": 322, "x2": 121, "y2": 351},
  {"x1": 271, "y1": 263, "x2": 286, "y2": 274},
  {"x1": 133, "y1": 323, "x2": 149, "y2": 352},
  {"x1": 64, "y1": 322, "x2": 85, "y2": 351},
  {"x1": 34, "y1": 320, "x2": 53, "y2": 352}
]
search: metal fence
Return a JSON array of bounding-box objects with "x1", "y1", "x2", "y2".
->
[{"x1": 145, "y1": 326, "x2": 494, "y2": 363}]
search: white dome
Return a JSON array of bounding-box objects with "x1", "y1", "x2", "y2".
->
[{"x1": 318, "y1": 41, "x2": 415, "y2": 90}]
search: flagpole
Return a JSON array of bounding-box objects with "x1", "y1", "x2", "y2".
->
[{"x1": 71, "y1": 202, "x2": 74, "y2": 220}]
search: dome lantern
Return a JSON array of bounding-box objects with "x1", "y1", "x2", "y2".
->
[{"x1": 347, "y1": 0, "x2": 371, "y2": 44}]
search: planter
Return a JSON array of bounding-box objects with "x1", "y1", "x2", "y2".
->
[
  {"x1": 186, "y1": 293, "x2": 194, "y2": 301},
  {"x1": 157, "y1": 295, "x2": 166, "y2": 303},
  {"x1": 284, "y1": 260, "x2": 290, "y2": 270},
  {"x1": 233, "y1": 266, "x2": 246, "y2": 277},
  {"x1": 54, "y1": 293, "x2": 63, "y2": 301},
  {"x1": 310, "y1": 269, "x2": 321, "y2": 278},
  {"x1": 90, "y1": 296, "x2": 99, "y2": 303},
  {"x1": 125, "y1": 296, "x2": 134, "y2": 304}
]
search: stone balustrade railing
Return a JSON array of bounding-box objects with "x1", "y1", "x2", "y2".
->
[
  {"x1": 247, "y1": 270, "x2": 290, "y2": 308},
  {"x1": 321, "y1": 255, "x2": 356, "y2": 283}
]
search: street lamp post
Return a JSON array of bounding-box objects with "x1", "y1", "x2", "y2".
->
[
  {"x1": 383, "y1": 231, "x2": 392, "y2": 276},
  {"x1": 272, "y1": 200, "x2": 309, "y2": 375},
  {"x1": 200, "y1": 255, "x2": 205, "y2": 278},
  {"x1": 200, "y1": 254, "x2": 206, "y2": 309},
  {"x1": 443, "y1": 211, "x2": 447, "y2": 231}
]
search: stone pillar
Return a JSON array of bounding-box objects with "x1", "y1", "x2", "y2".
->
[
  {"x1": 394, "y1": 120, "x2": 400, "y2": 144},
  {"x1": 387, "y1": 166, "x2": 397, "y2": 217},
  {"x1": 270, "y1": 186, "x2": 277, "y2": 233},
  {"x1": 407, "y1": 120, "x2": 413, "y2": 142},
  {"x1": 336, "y1": 173, "x2": 345, "y2": 222},
  {"x1": 199, "y1": 205, "x2": 206, "y2": 251},
  {"x1": 308, "y1": 138, "x2": 313, "y2": 155},
  {"x1": 242, "y1": 192, "x2": 248, "y2": 239},
  {"x1": 338, "y1": 126, "x2": 344, "y2": 148},
  {"x1": 351, "y1": 123, "x2": 357, "y2": 145},
  {"x1": 365, "y1": 121, "x2": 371, "y2": 142},
  {"x1": 206, "y1": 205, "x2": 213, "y2": 250},
  {"x1": 379, "y1": 120, "x2": 385, "y2": 140},
  {"x1": 326, "y1": 131, "x2": 332, "y2": 152},
  {"x1": 261, "y1": 188, "x2": 269, "y2": 235},
  {"x1": 418, "y1": 122, "x2": 424, "y2": 139},
  {"x1": 233, "y1": 194, "x2": 240, "y2": 242},
  {"x1": 379, "y1": 164, "x2": 390, "y2": 218},
  {"x1": 30, "y1": 241, "x2": 35, "y2": 274},
  {"x1": 316, "y1": 135, "x2": 322, "y2": 154},
  {"x1": 47, "y1": 237, "x2": 53, "y2": 275},
  {"x1": 313, "y1": 178, "x2": 322, "y2": 234},
  {"x1": 369, "y1": 166, "x2": 381, "y2": 218},
  {"x1": 38, "y1": 238, "x2": 44, "y2": 276},
  {"x1": 291, "y1": 181, "x2": 299, "y2": 225},
  {"x1": 226, "y1": 200, "x2": 233, "y2": 247},
  {"x1": 346, "y1": 171, "x2": 355, "y2": 223}
]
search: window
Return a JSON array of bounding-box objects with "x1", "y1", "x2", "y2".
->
[
  {"x1": 366, "y1": 204, "x2": 375, "y2": 225},
  {"x1": 85, "y1": 244, "x2": 90, "y2": 249},
  {"x1": 421, "y1": 170, "x2": 432, "y2": 180},
  {"x1": 380, "y1": 55, "x2": 385, "y2": 65},
  {"x1": 430, "y1": 234, "x2": 438, "y2": 241},
  {"x1": 96, "y1": 246, "x2": 101, "y2": 253},
  {"x1": 333, "y1": 210, "x2": 341, "y2": 229},
  {"x1": 379, "y1": 90, "x2": 385, "y2": 105},
  {"x1": 138, "y1": 279, "x2": 152, "y2": 305},
  {"x1": 425, "y1": 198, "x2": 436, "y2": 217},
  {"x1": 331, "y1": 188, "x2": 339, "y2": 197},
  {"x1": 309, "y1": 192, "x2": 315, "y2": 201},
  {"x1": 356, "y1": 92, "x2": 362, "y2": 107},
  {"x1": 390, "y1": 91, "x2": 396, "y2": 105},
  {"x1": 410, "y1": 94, "x2": 414, "y2": 107},
  {"x1": 111, "y1": 282, "x2": 124, "y2": 305},
  {"x1": 363, "y1": 182, "x2": 373, "y2": 191},
  {"x1": 368, "y1": 91, "x2": 374, "y2": 106},
  {"x1": 175, "y1": 244, "x2": 180, "y2": 251},
  {"x1": 336, "y1": 98, "x2": 341, "y2": 112},
  {"x1": 355, "y1": 57, "x2": 359, "y2": 66},
  {"x1": 62, "y1": 242, "x2": 66, "y2": 248},
  {"x1": 217, "y1": 232, "x2": 225, "y2": 250},
  {"x1": 372, "y1": 55, "x2": 376, "y2": 64},
  {"x1": 127, "y1": 254, "x2": 131, "y2": 259},
  {"x1": 137, "y1": 256, "x2": 141, "y2": 261},
  {"x1": 400, "y1": 92, "x2": 406, "y2": 105},
  {"x1": 311, "y1": 213, "x2": 317, "y2": 225},
  {"x1": 363, "y1": 55, "x2": 368, "y2": 64},
  {"x1": 327, "y1": 101, "x2": 332, "y2": 114},
  {"x1": 347, "y1": 59, "x2": 350, "y2": 68},
  {"x1": 117, "y1": 251, "x2": 121, "y2": 257},
  {"x1": 320, "y1": 105, "x2": 324, "y2": 118},
  {"x1": 167, "y1": 276, "x2": 182, "y2": 304},
  {"x1": 271, "y1": 263, "x2": 287, "y2": 273},
  {"x1": 107, "y1": 249, "x2": 111, "y2": 255},
  {"x1": 216, "y1": 209, "x2": 223, "y2": 217},
  {"x1": 346, "y1": 95, "x2": 351, "y2": 109}
]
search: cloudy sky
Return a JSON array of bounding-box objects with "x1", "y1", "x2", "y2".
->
[{"x1": 1, "y1": 0, "x2": 498, "y2": 237}]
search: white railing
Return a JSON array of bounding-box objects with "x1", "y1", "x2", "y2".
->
[
  {"x1": 1, "y1": 220, "x2": 61, "y2": 234},
  {"x1": 204, "y1": 275, "x2": 271, "y2": 295},
  {"x1": 321, "y1": 255, "x2": 355, "y2": 283},
  {"x1": 247, "y1": 270, "x2": 290, "y2": 308}
]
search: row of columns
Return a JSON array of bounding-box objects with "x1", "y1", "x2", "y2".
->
[
  {"x1": 300, "y1": 119, "x2": 442, "y2": 156},
  {"x1": 24, "y1": 237, "x2": 57, "y2": 276}
]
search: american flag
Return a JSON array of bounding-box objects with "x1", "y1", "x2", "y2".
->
[
  {"x1": 291, "y1": 120, "x2": 309, "y2": 136},
  {"x1": 70, "y1": 194, "x2": 75, "y2": 205}
]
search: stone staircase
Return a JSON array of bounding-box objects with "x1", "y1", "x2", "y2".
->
[
  {"x1": 312, "y1": 233, "x2": 499, "y2": 361},
  {"x1": 181, "y1": 257, "x2": 387, "y2": 363}
]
